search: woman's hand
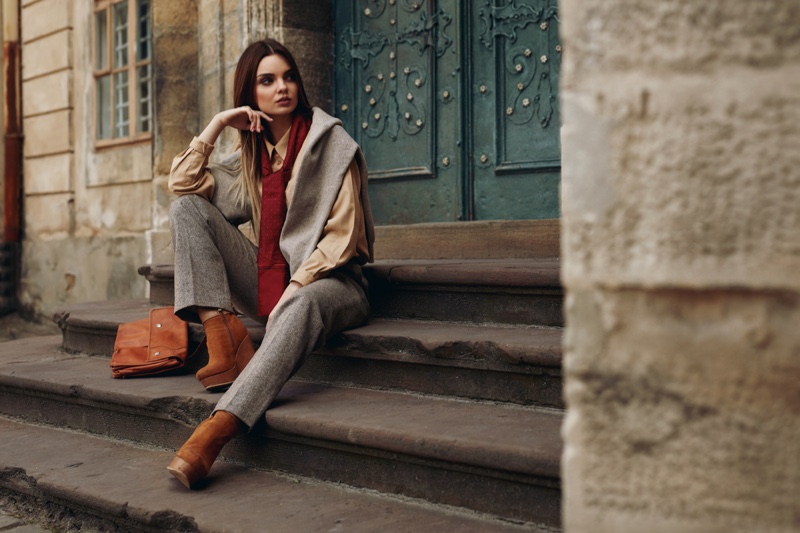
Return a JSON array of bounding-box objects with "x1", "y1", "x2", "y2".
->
[
  {"x1": 197, "y1": 107, "x2": 272, "y2": 145},
  {"x1": 266, "y1": 281, "x2": 303, "y2": 329},
  {"x1": 217, "y1": 106, "x2": 272, "y2": 133}
]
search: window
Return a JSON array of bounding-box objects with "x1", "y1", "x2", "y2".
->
[{"x1": 93, "y1": 0, "x2": 152, "y2": 144}]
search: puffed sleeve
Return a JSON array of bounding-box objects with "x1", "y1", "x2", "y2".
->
[{"x1": 168, "y1": 137, "x2": 217, "y2": 200}]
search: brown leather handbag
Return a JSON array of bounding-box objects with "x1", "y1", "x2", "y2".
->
[{"x1": 110, "y1": 307, "x2": 194, "y2": 378}]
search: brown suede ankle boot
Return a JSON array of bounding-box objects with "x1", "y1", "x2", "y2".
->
[
  {"x1": 167, "y1": 410, "x2": 243, "y2": 489},
  {"x1": 196, "y1": 310, "x2": 255, "y2": 391}
]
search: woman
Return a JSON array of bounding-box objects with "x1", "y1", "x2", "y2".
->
[{"x1": 165, "y1": 39, "x2": 374, "y2": 489}]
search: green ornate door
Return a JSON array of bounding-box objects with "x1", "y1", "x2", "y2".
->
[{"x1": 334, "y1": 0, "x2": 560, "y2": 225}]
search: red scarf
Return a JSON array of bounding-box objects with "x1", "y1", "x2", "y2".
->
[{"x1": 257, "y1": 113, "x2": 311, "y2": 317}]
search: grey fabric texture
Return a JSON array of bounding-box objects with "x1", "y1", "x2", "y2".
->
[
  {"x1": 170, "y1": 194, "x2": 261, "y2": 322},
  {"x1": 282, "y1": 108, "x2": 375, "y2": 272},
  {"x1": 214, "y1": 271, "x2": 369, "y2": 427},
  {"x1": 169, "y1": 108, "x2": 373, "y2": 428},
  {"x1": 171, "y1": 194, "x2": 370, "y2": 427}
]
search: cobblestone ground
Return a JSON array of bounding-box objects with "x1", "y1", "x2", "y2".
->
[
  {"x1": 0, "y1": 313, "x2": 60, "y2": 342},
  {"x1": 0, "y1": 511, "x2": 52, "y2": 533}
]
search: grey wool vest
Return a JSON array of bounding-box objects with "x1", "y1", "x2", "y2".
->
[{"x1": 206, "y1": 107, "x2": 375, "y2": 279}]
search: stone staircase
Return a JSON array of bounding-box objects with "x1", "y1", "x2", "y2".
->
[{"x1": 0, "y1": 258, "x2": 563, "y2": 532}]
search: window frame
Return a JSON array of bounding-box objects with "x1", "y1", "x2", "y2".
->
[{"x1": 93, "y1": 0, "x2": 153, "y2": 148}]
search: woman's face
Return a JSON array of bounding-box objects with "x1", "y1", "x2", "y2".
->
[{"x1": 254, "y1": 54, "x2": 299, "y2": 117}]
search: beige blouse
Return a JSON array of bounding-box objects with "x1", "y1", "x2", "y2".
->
[{"x1": 169, "y1": 130, "x2": 370, "y2": 287}]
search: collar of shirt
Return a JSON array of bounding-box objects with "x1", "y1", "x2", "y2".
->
[{"x1": 264, "y1": 128, "x2": 290, "y2": 168}]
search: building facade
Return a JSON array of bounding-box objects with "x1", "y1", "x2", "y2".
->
[
  {"x1": 9, "y1": 0, "x2": 561, "y2": 316},
  {"x1": 1, "y1": 1, "x2": 798, "y2": 531}
]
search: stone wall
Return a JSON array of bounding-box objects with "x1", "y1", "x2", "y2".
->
[{"x1": 560, "y1": 1, "x2": 800, "y2": 531}]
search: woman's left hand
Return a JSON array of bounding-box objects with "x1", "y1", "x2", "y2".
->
[{"x1": 267, "y1": 281, "x2": 303, "y2": 329}]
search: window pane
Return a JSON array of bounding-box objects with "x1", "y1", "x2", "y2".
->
[
  {"x1": 136, "y1": 0, "x2": 151, "y2": 61},
  {"x1": 96, "y1": 76, "x2": 111, "y2": 140},
  {"x1": 113, "y1": 0, "x2": 129, "y2": 68},
  {"x1": 94, "y1": 10, "x2": 108, "y2": 70},
  {"x1": 137, "y1": 64, "x2": 152, "y2": 133},
  {"x1": 114, "y1": 70, "x2": 130, "y2": 138}
]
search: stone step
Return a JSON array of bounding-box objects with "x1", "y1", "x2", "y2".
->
[
  {"x1": 54, "y1": 299, "x2": 564, "y2": 407},
  {"x1": 0, "y1": 335, "x2": 562, "y2": 527},
  {"x1": 0, "y1": 417, "x2": 553, "y2": 532},
  {"x1": 366, "y1": 259, "x2": 562, "y2": 326},
  {"x1": 139, "y1": 258, "x2": 563, "y2": 326}
]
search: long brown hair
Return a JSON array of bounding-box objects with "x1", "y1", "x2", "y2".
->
[{"x1": 232, "y1": 38, "x2": 312, "y2": 232}]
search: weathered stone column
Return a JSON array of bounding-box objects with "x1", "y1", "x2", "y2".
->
[
  {"x1": 148, "y1": 0, "x2": 199, "y2": 265},
  {"x1": 559, "y1": 1, "x2": 800, "y2": 531}
]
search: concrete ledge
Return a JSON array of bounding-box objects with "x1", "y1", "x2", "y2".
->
[{"x1": 53, "y1": 300, "x2": 564, "y2": 406}]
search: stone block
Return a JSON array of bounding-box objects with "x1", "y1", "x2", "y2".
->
[
  {"x1": 152, "y1": 0, "x2": 197, "y2": 31},
  {"x1": 282, "y1": 28, "x2": 334, "y2": 111},
  {"x1": 152, "y1": 19, "x2": 198, "y2": 175},
  {"x1": 221, "y1": 16, "x2": 244, "y2": 67},
  {"x1": 561, "y1": 64, "x2": 800, "y2": 291},
  {"x1": 560, "y1": 0, "x2": 800, "y2": 76},
  {"x1": 283, "y1": 0, "x2": 332, "y2": 33},
  {"x1": 198, "y1": 2, "x2": 222, "y2": 76},
  {"x1": 23, "y1": 109, "x2": 71, "y2": 157},
  {"x1": 22, "y1": 70, "x2": 70, "y2": 116},
  {"x1": 24, "y1": 153, "x2": 72, "y2": 194},
  {"x1": 21, "y1": 30, "x2": 70, "y2": 80},
  {"x1": 563, "y1": 287, "x2": 800, "y2": 533},
  {"x1": 24, "y1": 193, "x2": 73, "y2": 238},
  {"x1": 87, "y1": 142, "x2": 151, "y2": 186},
  {"x1": 21, "y1": 0, "x2": 70, "y2": 43},
  {"x1": 153, "y1": 120, "x2": 197, "y2": 175}
]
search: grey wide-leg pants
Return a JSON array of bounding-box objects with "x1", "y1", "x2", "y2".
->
[{"x1": 170, "y1": 194, "x2": 370, "y2": 428}]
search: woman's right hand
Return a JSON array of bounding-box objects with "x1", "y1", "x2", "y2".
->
[
  {"x1": 198, "y1": 106, "x2": 273, "y2": 145},
  {"x1": 216, "y1": 106, "x2": 272, "y2": 133}
]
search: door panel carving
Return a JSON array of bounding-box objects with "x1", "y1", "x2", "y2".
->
[{"x1": 335, "y1": 0, "x2": 560, "y2": 224}]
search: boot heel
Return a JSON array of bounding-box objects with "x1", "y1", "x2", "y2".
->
[
  {"x1": 199, "y1": 335, "x2": 254, "y2": 391},
  {"x1": 235, "y1": 335, "x2": 256, "y2": 373},
  {"x1": 199, "y1": 365, "x2": 239, "y2": 391},
  {"x1": 167, "y1": 456, "x2": 201, "y2": 489},
  {"x1": 167, "y1": 411, "x2": 242, "y2": 489}
]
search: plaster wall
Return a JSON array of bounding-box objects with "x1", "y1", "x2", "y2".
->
[
  {"x1": 560, "y1": 1, "x2": 800, "y2": 531},
  {"x1": 19, "y1": 0, "x2": 150, "y2": 316}
]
